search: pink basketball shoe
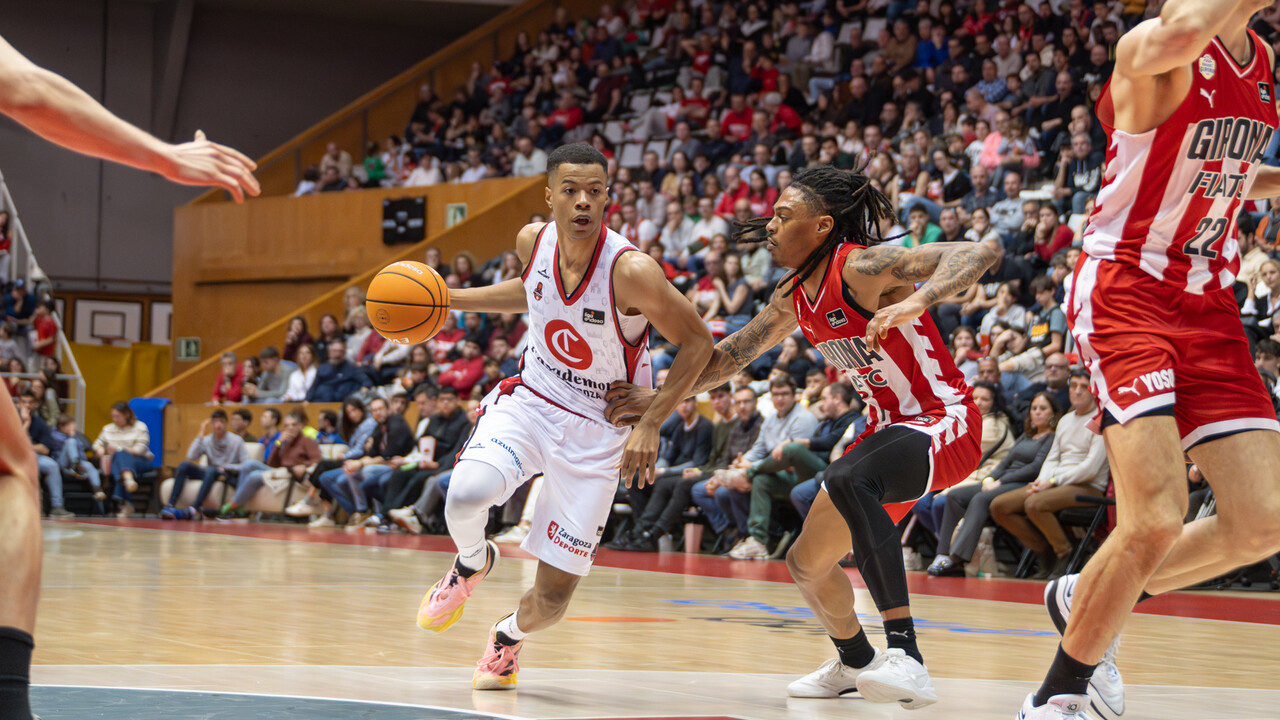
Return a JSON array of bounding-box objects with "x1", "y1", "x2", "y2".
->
[
  {"x1": 417, "y1": 540, "x2": 498, "y2": 633},
  {"x1": 473, "y1": 623, "x2": 523, "y2": 690}
]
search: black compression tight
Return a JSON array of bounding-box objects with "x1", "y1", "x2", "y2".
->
[{"x1": 822, "y1": 426, "x2": 932, "y2": 612}]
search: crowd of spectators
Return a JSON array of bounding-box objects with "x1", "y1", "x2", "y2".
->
[{"x1": 30, "y1": 0, "x2": 1280, "y2": 579}]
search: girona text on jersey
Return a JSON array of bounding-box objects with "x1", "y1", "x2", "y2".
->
[{"x1": 1185, "y1": 117, "x2": 1274, "y2": 199}]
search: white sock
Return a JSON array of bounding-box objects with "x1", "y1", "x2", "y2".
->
[{"x1": 496, "y1": 611, "x2": 527, "y2": 642}]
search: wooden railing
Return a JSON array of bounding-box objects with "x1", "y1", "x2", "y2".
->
[{"x1": 193, "y1": 0, "x2": 602, "y2": 203}]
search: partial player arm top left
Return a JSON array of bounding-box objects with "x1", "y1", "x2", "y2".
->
[{"x1": 0, "y1": 34, "x2": 259, "y2": 201}]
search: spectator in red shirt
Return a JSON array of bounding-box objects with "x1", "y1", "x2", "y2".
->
[
  {"x1": 744, "y1": 170, "x2": 778, "y2": 217},
  {"x1": 438, "y1": 339, "x2": 485, "y2": 399},
  {"x1": 750, "y1": 54, "x2": 780, "y2": 94},
  {"x1": 30, "y1": 301, "x2": 57, "y2": 359},
  {"x1": 488, "y1": 312, "x2": 527, "y2": 349},
  {"x1": 1031, "y1": 204, "x2": 1074, "y2": 268},
  {"x1": 547, "y1": 91, "x2": 583, "y2": 136},
  {"x1": 764, "y1": 92, "x2": 802, "y2": 135},
  {"x1": 714, "y1": 165, "x2": 750, "y2": 219},
  {"x1": 211, "y1": 352, "x2": 245, "y2": 405},
  {"x1": 720, "y1": 93, "x2": 753, "y2": 143}
]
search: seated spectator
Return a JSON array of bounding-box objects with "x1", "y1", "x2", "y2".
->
[
  {"x1": 320, "y1": 141, "x2": 353, "y2": 177},
  {"x1": 290, "y1": 398, "x2": 378, "y2": 523},
  {"x1": 0, "y1": 322, "x2": 19, "y2": 362},
  {"x1": 307, "y1": 339, "x2": 371, "y2": 403},
  {"x1": 976, "y1": 282, "x2": 1027, "y2": 346},
  {"x1": 768, "y1": 381, "x2": 860, "y2": 518},
  {"x1": 317, "y1": 165, "x2": 348, "y2": 192},
  {"x1": 612, "y1": 396, "x2": 714, "y2": 551},
  {"x1": 959, "y1": 165, "x2": 1001, "y2": 223},
  {"x1": 211, "y1": 352, "x2": 244, "y2": 405},
  {"x1": 949, "y1": 326, "x2": 983, "y2": 382},
  {"x1": 94, "y1": 401, "x2": 153, "y2": 518},
  {"x1": 221, "y1": 410, "x2": 321, "y2": 518},
  {"x1": 52, "y1": 413, "x2": 102, "y2": 502},
  {"x1": 992, "y1": 371, "x2": 1108, "y2": 579},
  {"x1": 315, "y1": 409, "x2": 343, "y2": 444},
  {"x1": 911, "y1": 381, "x2": 1015, "y2": 539},
  {"x1": 437, "y1": 340, "x2": 485, "y2": 400},
  {"x1": 1000, "y1": 276, "x2": 1066, "y2": 384},
  {"x1": 690, "y1": 386, "x2": 764, "y2": 551},
  {"x1": 242, "y1": 347, "x2": 288, "y2": 403},
  {"x1": 1054, "y1": 131, "x2": 1104, "y2": 216},
  {"x1": 27, "y1": 376, "x2": 58, "y2": 426},
  {"x1": 160, "y1": 409, "x2": 256, "y2": 520},
  {"x1": 903, "y1": 204, "x2": 942, "y2": 247},
  {"x1": 719, "y1": 376, "x2": 819, "y2": 560},
  {"x1": 3, "y1": 357, "x2": 23, "y2": 396},
  {"x1": 313, "y1": 313, "x2": 345, "y2": 356},
  {"x1": 346, "y1": 308, "x2": 376, "y2": 363},
  {"x1": 282, "y1": 316, "x2": 313, "y2": 363},
  {"x1": 313, "y1": 396, "x2": 414, "y2": 527},
  {"x1": 282, "y1": 344, "x2": 318, "y2": 402},
  {"x1": 382, "y1": 385, "x2": 471, "y2": 533},
  {"x1": 927, "y1": 391, "x2": 1060, "y2": 577},
  {"x1": 18, "y1": 391, "x2": 71, "y2": 518},
  {"x1": 229, "y1": 408, "x2": 255, "y2": 442}
]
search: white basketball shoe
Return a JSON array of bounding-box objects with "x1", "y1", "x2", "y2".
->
[
  {"x1": 1016, "y1": 693, "x2": 1092, "y2": 719},
  {"x1": 1045, "y1": 574, "x2": 1125, "y2": 719},
  {"x1": 787, "y1": 650, "x2": 882, "y2": 698},
  {"x1": 854, "y1": 648, "x2": 938, "y2": 710}
]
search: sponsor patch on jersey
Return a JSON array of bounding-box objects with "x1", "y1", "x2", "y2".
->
[
  {"x1": 1260, "y1": 82, "x2": 1273, "y2": 104},
  {"x1": 826, "y1": 308, "x2": 848, "y2": 328},
  {"x1": 1199, "y1": 54, "x2": 1216, "y2": 80},
  {"x1": 583, "y1": 308, "x2": 606, "y2": 325},
  {"x1": 533, "y1": 281, "x2": 544, "y2": 301}
]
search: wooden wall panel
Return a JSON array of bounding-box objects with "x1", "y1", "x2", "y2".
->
[
  {"x1": 364, "y1": 79, "x2": 425, "y2": 151},
  {"x1": 159, "y1": 176, "x2": 545, "y2": 404}
]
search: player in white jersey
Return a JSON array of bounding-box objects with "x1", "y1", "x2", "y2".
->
[
  {"x1": 415, "y1": 143, "x2": 713, "y2": 689},
  {"x1": 0, "y1": 34, "x2": 259, "y2": 720}
]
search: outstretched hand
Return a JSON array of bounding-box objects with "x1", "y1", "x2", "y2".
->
[
  {"x1": 163, "y1": 130, "x2": 260, "y2": 203},
  {"x1": 865, "y1": 297, "x2": 927, "y2": 352},
  {"x1": 604, "y1": 381, "x2": 657, "y2": 427}
]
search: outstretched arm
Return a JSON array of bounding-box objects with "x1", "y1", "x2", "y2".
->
[
  {"x1": 1114, "y1": 0, "x2": 1253, "y2": 79},
  {"x1": 0, "y1": 35, "x2": 259, "y2": 201},
  {"x1": 446, "y1": 223, "x2": 541, "y2": 314},
  {"x1": 611, "y1": 252, "x2": 715, "y2": 487},
  {"x1": 846, "y1": 241, "x2": 997, "y2": 350},
  {"x1": 604, "y1": 288, "x2": 798, "y2": 425}
]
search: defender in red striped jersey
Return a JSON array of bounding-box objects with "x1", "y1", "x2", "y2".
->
[
  {"x1": 1028, "y1": 2, "x2": 1280, "y2": 720},
  {"x1": 607, "y1": 166, "x2": 996, "y2": 709}
]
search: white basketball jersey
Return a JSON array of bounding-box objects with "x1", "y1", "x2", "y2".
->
[{"x1": 517, "y1": 222, "x2": 652, "y2": 422}]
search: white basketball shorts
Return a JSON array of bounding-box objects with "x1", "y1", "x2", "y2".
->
[{"x1": 456, "y1": 378, "x2": 628, "y2": 576}]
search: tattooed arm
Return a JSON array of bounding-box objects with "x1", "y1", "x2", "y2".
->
[
  {"x1": 604, "y1": 289, "x2": 798, "y2": 426},
  {"x1": 843, "y1": 242, "x2": 998, "y2": 350}
]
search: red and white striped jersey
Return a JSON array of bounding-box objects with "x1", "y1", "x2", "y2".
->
[
  {"x1": 1084, "y1": 31, "x2": 1278, "y2": 294},
  {"x1": 792, "y1": 244, "x2": 975, "y2": 442},
  {"x1": 517, "y1": 222, "x2": 651, "y2": 422}
]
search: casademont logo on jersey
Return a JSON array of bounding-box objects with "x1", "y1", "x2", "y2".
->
[
  {"x1": 547, "y1": 520, "x2": 595, "y2": 558},
  {"x1": 536, "y1": 319, "x2": 609, "y2": 399},
  {"x1": 1185, "y1": 118, "x2": 1275, "y2": 200},
  {"x1": 815, "y1": 337, "x2": 888, "y2": 393}
]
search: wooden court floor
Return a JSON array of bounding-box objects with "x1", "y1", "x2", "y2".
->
[{"x1": 30, "y1": 520, "x2": 1280, "y2": 719}]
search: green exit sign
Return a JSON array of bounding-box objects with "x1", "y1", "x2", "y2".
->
[{"x1": 176, "y1": 337, "x2": 201, "y2": 361}]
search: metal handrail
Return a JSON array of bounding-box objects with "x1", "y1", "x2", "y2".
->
[{"x1": 0, "y1": 168, "x2": 88, "y2": 432}]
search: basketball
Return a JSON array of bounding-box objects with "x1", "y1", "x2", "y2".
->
[{"x1": 366, "y1": 260, "x2": 450, "y2": 345}]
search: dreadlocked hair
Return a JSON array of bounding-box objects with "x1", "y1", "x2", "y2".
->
[{"x1": 731, "y1": 162, "x2": 895, "y2": 296}]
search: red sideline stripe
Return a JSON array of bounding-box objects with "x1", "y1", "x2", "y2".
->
[{"x1": 65, "y1": 519, "x2": 1280, "y2": 626}]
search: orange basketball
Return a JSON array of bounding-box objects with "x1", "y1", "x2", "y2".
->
[{"x1": 366, "y1": 260, "x2": 450, "y2": 345}]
